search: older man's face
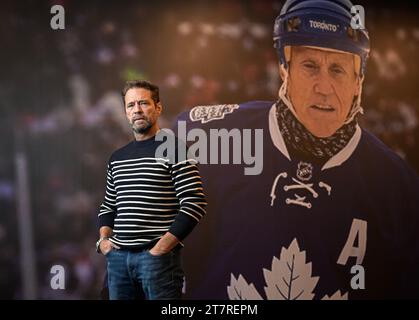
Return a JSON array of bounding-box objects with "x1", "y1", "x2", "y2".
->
[{"x1": 286, "y1": 46, "x2": 360, "y2": 137}]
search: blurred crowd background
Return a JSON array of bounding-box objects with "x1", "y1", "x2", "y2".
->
[{"x1": 0, "y1": 0, "x2": 418, "y2": 299}]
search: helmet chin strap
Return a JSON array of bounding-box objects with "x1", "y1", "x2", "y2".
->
[
  {"x1": 278, "y1": 65, "x2": 299, "y2": 119},
  {"x1": 278, "y1": 64, "x2": 365, "y2": 125},
  {"x1": 344, "y1": 76, "x2": 364, "y2": 124}
]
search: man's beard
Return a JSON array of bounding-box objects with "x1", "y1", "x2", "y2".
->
[{"x1": 132, "y1": 119, "x2": 153, "y2": 134}]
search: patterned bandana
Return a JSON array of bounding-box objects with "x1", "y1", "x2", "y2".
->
[{"x1": 276, "y1": 100, "x2": 357, "y2": 163}]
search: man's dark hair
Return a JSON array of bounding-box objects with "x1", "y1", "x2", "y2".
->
[{"x1": 121, "y1": 80, "x2": 160, "y2": 105}]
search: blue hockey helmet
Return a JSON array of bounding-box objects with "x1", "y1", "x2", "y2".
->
[{"x1": 273, "y1": 0, "x2": 370, "y2": 76}]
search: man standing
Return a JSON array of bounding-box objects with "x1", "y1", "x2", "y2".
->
[
  {"x1": 175, "y1": 0, "x2": 419, "y2": 299},
  {"x1": 97, "y1": 80, "x2": 207, "y2": 300}
]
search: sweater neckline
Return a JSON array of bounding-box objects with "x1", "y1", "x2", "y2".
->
[{"x1": 133, "y1": 135, "x2": 156, "y2": 147}]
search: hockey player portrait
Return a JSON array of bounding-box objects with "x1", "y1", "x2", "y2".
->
[{"x1": 174, "y1": 0, "x2": 419, "y2": 299}]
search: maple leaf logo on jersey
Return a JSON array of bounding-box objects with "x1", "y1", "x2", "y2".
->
[
  {"x1": 189, "y1": 104, "x2": 239, "y2": 123},
  {"x1": 227, "y1": 238, "x2": 347, "y2": 300},
  {"x1": 296, "y1": 162, "x2": 313, "y2": 181}
]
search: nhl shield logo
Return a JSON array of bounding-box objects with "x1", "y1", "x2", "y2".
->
[
  {"x1": 189, "y1": 104, "x2": 239, "y2": 124},
  {"x1": 296, "y1": 162, "x2": 313, "y2": 181}
]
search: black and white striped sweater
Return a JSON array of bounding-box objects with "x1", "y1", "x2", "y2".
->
[{"x1": 98, "y1": 134, "x2": 207, "y2": 249}]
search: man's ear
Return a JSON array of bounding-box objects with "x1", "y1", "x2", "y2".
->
[
  {"x1": 156, "y1": 102, "x2": 163, "y2": 115},
  {"x1": 279, "y1": 46, "x2": 291, "y2": 81}
]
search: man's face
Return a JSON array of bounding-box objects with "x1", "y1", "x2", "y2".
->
[
  {"x1": 286, "y1": 46, "x2": 360, "y2": 137},
  {"x1": 124, "y1": 87, "x2": 161, "y2": 134}
]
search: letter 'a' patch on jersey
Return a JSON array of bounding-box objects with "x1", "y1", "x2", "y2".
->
[{"x1": 189, "y1": 104, "x2": 239, "y2": 124}]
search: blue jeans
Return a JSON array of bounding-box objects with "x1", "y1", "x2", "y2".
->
[{"x1": 106, "y1": 246, "x2": 184, "y2": 300}]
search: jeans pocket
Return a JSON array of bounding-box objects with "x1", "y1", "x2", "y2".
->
[
  {"x1": 104, "y1": 248, "x2": 114, "y2": 257},
  {"x1": 146, "y1": 249, "x2": 172, "y2": 258}
]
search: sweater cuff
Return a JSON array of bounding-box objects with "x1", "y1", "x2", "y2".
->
[
  {"x1": 98, "y1": 214, "x2": 115, "y2": 229},
  {"x1": 168, "y1": 212, "x2": 198, "y2": 241}
]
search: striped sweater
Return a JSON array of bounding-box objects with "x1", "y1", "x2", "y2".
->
[{"x1": 98, "y1": 134, "x2": 207, "y2": 249}]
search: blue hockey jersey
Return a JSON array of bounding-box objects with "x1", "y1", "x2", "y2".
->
[{"x1": 173, "y1": 101, "x2": 419, "y2": 300}]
